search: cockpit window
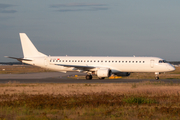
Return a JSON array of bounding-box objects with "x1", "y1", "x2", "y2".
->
[{"x1": 159, "y1": 60, "x2": 168, "y2": 63}]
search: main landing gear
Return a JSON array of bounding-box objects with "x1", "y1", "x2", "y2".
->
[
  {"x1": 155, "y1": 72, "x2": 159, "y2": 80},
  {"x1": 86, "y1": 75, "x2": 92, "y2": 80}
]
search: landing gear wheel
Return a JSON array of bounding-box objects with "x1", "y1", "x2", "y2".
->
[
  {"x1": 99, "y1": 77, "x2": 105, "y2": 79},
  {"x1": 86, "y1": 75, "x2": 92, "y2": 80},
  {"x1": 155, "y1": 76, "x2": 159, "y2": 80},
  {"x1": 155, "y1": 72, "x2": 160, "y2": 80}
]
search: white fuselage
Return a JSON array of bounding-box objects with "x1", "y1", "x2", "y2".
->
[
  {"x1": 22, "y1": 56, "x2": 175, "y2": 73},
  {"x1": 6, "y1": 33, "x2": 175, "y2": 79}
]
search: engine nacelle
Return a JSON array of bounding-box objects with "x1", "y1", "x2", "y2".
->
[
  {"x1": 96, "y1": 68, "x2": 112, "y2": 78},
  {"x1": 114, "y1": 72, "x2": 131, "y2": 76}
]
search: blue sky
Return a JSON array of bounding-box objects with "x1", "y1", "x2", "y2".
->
[{"x1": 1, "y1": 0, "x2": 180, "y2": 62}]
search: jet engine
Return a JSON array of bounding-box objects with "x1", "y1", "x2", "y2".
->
[
  {"x1": 114, "y1": 72, "x2": 131, "y2": 76},
  {"x1": 96, "y1": 68, "x2": 112, "y2": 78}
]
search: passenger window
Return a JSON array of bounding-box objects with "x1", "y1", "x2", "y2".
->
[
  {"x1": 129, "y1": 61, "x2": 131, "y2": 63},
  {"x1": 119, "y1": 61, "x2": 121, "y2": 63},
  {"x1": 132, "y1": 61, "x2": 134, "y2": 63},
  {"x1": 139, "y1": 61, "x2": 141, "y2": 63}
]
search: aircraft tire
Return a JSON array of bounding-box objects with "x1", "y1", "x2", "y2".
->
[
  {"x1": 155, "y1": 76, "x2": 159, "y2": 80},
  {"x1": 86, "y1": 75, "x2": 92, "y2": 80}
]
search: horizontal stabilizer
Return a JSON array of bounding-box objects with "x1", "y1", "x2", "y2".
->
[{"x1": 4, "y1": 56, "x2": 32, "y2": 61}]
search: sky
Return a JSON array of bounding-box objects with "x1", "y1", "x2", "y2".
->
[{"x1": 1, "y1": 0, "x2": 180, "y2": 62}]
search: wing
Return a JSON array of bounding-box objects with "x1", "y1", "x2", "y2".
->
[{"x1": 55, "y1": 64, "x2": 95, "y2": 71}]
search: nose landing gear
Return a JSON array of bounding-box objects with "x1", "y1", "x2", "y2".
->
[{"x1": 155, "y1": 72, "x2": 159, "y2": 80}]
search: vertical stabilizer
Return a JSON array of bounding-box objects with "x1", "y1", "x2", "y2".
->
[{"x1": 19, "y1": 33, "x2": 46, "y2": 58}]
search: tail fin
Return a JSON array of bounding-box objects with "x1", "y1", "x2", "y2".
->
[{"x1": 19, "y1": 33, "x2": 46, "y2": 58}]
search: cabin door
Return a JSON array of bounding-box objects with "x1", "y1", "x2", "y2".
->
[
  {"x1": 150, "y1": 60, "x2": 154, "y2": 68},
  {"x1": 44, "y1": 57, "x2": 48, "y2": 68}
]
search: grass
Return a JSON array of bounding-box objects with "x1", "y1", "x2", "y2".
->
[
  {"x1": 1, "y1": 65, "x2": 180, "y2": 119},
  {"x1": 0, "y1": 82, "x2": 180, "y2": 119},
  {"x1": 122, "y1": 96, "x2": 157, "y2": 104},
  {"x1": 0, "y1": 81, "x2": 180, "y2": 95}
]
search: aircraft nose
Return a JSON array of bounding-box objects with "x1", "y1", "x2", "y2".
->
[{"x1": 168, "y1": 65, "x2": 175, "y2": 71}]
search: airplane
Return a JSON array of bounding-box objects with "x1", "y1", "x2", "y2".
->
[{"x1": 5, "y1": 33, "x2": 175, "y2": 80}]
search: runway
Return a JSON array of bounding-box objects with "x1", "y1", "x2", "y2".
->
[
  {"x1": 0, "y1": 78, "x2": 179, "y2": 83},
  {"x1": 0, "y1": 72, "x2": 179, "y2": 83}
]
